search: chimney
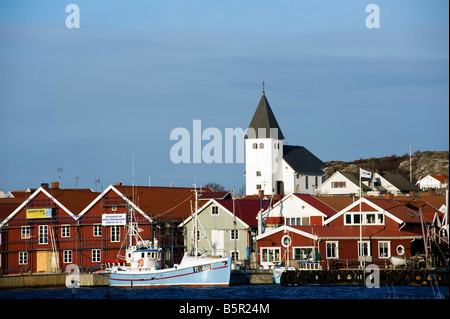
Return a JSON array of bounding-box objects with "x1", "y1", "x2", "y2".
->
[
  {"x1": 51, "y1": 182, "x2": 60, "y2": 189},
  {"x1": 115, "y1": 182, "x2": 122, "y2": 186}
]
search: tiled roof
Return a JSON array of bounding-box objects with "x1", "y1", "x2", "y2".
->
[
  {"x1": 114, "y1": 186, "x2": 213, "y2": 221},
  {"x1": 293, "y1": 194, "x2": 338, "y2": 217},
  {"x1": 316, "y1": 196, "x2": 355, "y2": 212},
  {"x1": 245, "y1": 93, "x2": 284, "y2": 140},
  {"x1": 41, "y1": 187, "x2": 100, "y2": 215},
  {"x1": 216, "y1": 199, "x2": 269, "y2": 227},
  {"x1": 366, "y1": 198, "x2": 428, "y2": 223},
  {"x1": 283, "y1": 145, "x2": 326, "y2": 175}
]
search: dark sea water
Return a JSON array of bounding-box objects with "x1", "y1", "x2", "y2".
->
[{"x1": 0, "y1": 284, "x2": 448, "y2": 299}]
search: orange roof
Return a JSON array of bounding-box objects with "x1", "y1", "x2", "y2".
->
[
  {"x1": 41, "y1": 187, "x2": 100, "y2": 215},
  {"x1": 114, "y1": 186, "x2": 213, "y2": 221}
]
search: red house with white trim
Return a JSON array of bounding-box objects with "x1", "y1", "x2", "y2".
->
[
  {"x1": 256, "y1": 197, "x2": 425, "y2": 269},
  {"x1": 0, "y1": 185, "x2": 99, "y2": 274}
]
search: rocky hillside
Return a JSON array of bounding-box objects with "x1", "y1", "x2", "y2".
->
[{"x1": 325, "y1": 151, "x2": 449, "y2": 182}]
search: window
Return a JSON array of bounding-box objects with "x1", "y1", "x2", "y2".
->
[
  {"x1": 19, "y1": 251, "x2": 28, "y2": 265},
  {"x1": 286, "y1": 217, "x2": 310, "y2": 226},
  {"x1": 256, "y1": 184, "x2": 262, "y2": 190},
  {"x1": 378, "y1": 241, "x2": 390, "y2": 258},
  {"x1": 332, "y1": 182, "x2": 346, "y2": 188},
  {"x1": 293, "y1": 247, "x2": 313, "y2": 260},
  {"x1": 377, "y1": 214, "x2": 384, "y2": 224},
  {"x1": 61, "y1": 225, "x2": 70, "y2": 238},
  {"x1": 93, "y1": 224, "x2": 102, "y2": 237},
  {"x1": 211, "y1": 206, "x2": 219, "y2": 215},
  {"x1": 259, "y1": 143, "x2": 264, "y2": 149},
  {"x1": 39, "y1": 225, "x2": 48, "y2": 244},
  {"x1": 230, "y1": 229, "x2": 239, "y2": 240},
  {"x1": 345, "y1": 214, "x2": 352, "y2": 225},
  {"x1": 92, "y1": 249, "x2": 101, "y2": 263},
  {"x1": 261, "y1": 247, "x2": 281, "y2": 263},
  {"x1": 315, "y1": 176, "x2": 318, "y2": 188},
  {"x1": 366, "y1": 214, "x2": 376, "y2": 224},
  {"x1": 256, "y1": 171, "x2": 261, "y2": 176},
  {"x1": 305, "y1": 176, "x2": 309, "y2": 189},
  {"x1": 358, "y1": 241, "x2": 371, "y2": 257},
  {"x1": 21, "y1": 226, "x2": 31, "y2": 239},
  {"x1": 111, "y1": 226, "x2": 120, "y2": 242},
  {"x1": 231, "y1": 251, "x2": 239, "y2": 261},
  {"x1": 345, "y1": 212, "x2": 384, "y2": 225},
  {"x1": 253, "y1": 143, "x2": 258, "y2": 149},
  {"x1": 326, "y1": 241, "x2": 338, "y2": 259},
  {"x1": 63, "y1": 250, "x2": 72, "y2": 263}
]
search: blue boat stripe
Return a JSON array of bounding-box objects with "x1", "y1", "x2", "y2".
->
[{"x1": 110, "y1": 265, "x2": 228, "y2": 282}]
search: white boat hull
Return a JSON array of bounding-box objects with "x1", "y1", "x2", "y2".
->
[{"x1": 109, "y1": 255, "x2": 231, "y2": 287}]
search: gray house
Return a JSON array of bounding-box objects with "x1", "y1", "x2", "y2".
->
[{"x1": 179, "y1": 199, "x2": 268, "y2": 266}]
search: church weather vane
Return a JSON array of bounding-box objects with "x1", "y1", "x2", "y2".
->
[{"x1": 262, "y1": 81, "x2": 266, "y2": 94}]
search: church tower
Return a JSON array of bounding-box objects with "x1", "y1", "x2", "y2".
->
[{"x1": 245, "y1": 91, "x2": 284, "y2": 196}]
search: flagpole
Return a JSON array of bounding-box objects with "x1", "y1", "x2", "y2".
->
[
  {"x1": 359, "y1": 168, "x2": 366, "y2": 299},
  {"x1": 409, "y1": 146, "x2": 416, "y2": 182}
]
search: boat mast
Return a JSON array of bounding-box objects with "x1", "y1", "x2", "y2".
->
[
  {"x1": 233, "y1": 186, "x2": 237, "y2": 264},
  {"x1": 194, "y1": 182, "x2": 198, "y2": 256}
]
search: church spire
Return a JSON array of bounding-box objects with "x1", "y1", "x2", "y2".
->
[{"x1": 245, "y1": 91, "x2": 284, "y2": 140}]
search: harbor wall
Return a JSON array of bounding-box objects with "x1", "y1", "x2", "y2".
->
[{"x1": 0, "y1": 273, "x2": 109, "y2": 289}]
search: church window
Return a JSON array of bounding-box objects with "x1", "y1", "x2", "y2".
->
[
  {"x1": 259, "y1": 143, "x2": 264, "y2": 149},
  {"x1": 253, "y1": 143, "x2": 258, "y2": 149}
]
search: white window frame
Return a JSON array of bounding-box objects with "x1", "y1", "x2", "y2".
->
[
  {"x1": 211, "y1": 206, "x2": 219, "y2": 215},
  {"x1": 378, "y1": 241, "x2": 391, "y2": 259},
  {"x1": 19, "y1": 251, "x2": 28, "y2": 265},
  {"x1": 93, "y1": 224, "x2": 102, "y2": 237},
  {"x1": 21, "y1": 226, "x2": 31, "y2": 239},
  {"x1": 261, "y1": 247, "x2": 281, "y2": 264},
  {"x1": 358, "y1": 240, "x2": 371, "y2": 257},
  {"x1": 293, "y1": 246, "x2": 314, "y2": 260},
  {"x1": 92, "y1": 249, "x2": 101, "y2": 263},
  {"x1": 344, "y1": 212, "x2": 384, "y2": 226},
  {"x1": 63, "y1": 250, "x2": 72, "y2": 263},
  {"x1": 61, "y1": 224, "x2": 70, "y2": 238},
  {"x1": 110, "y1": 226, "x2": 120, "y2": 242},
  {"x1": 39, "y1": 225, "x2": 48, "y2": 245},
  {"x1": 230, "y1": 229, "x2": 239, "y2": 240},
  {"x1": 326, "y1": 241, "x2": 339, "y2": 259}
]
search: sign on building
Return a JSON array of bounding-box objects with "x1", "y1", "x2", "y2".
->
[
  {"x1": 26, "y1": 208, "x2": 52, "y2": 219},
  {"x1": 102, "y1": 213, "x2": 127, "y2": 226}
]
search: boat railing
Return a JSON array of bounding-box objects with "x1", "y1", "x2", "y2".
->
[
  {"x1": 297, "y1": 261, "x2": 322, "y2": 270},
  {"x1": 194, "y1": 249, "x2": 231, "y2": 258}
]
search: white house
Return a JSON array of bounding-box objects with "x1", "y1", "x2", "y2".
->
[
  {"x1": 316, "y1": 170, "x2": 418, "y2": 196},
  {"x1": 372, "y1": 171, "x2": 418, "y2": 196},
  {"x1": 315, "y1": 171, "x2": 372, "y2": 196},
  {"x1": 416, "y1": 174, "x2": 449, "y2": 191},
  {"x1": 245, "y1": 92, "x2": 326, "y2": 196},
  {"x1": 257, "y1": 193, "x2": 338, "y2": 234}
]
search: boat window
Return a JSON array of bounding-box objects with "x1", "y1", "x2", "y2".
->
[{"x1": 141, "y1": 252, "x2": 145, "y2": 258}]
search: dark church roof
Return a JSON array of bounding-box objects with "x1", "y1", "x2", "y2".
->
[
  {"x1": 245, "y1": 92, "x2": 285, "y2": 140},
  {"x1": 283, "y1": 145, "x2": 326, "y2": 175}
]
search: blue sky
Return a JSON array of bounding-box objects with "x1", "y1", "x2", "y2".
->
[{"x1": 0, "y1": 0, "x2": 448, "y2": 192}]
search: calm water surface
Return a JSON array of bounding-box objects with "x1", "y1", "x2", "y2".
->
[{"x1": 0, "y1": 284, "x2": 448, "y2": 299}]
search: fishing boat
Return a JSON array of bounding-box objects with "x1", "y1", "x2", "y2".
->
[
  {"x1": 105, "y1": 187, "x2": 232, "y2": 287},
  {"x1": 272, "y1": 264, "x2": 296, "y2": 284}
]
